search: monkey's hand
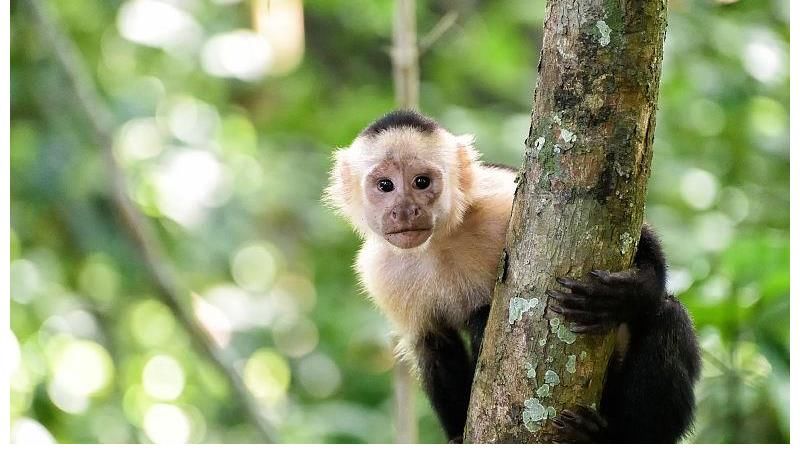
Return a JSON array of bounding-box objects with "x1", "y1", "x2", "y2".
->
[
  {"x1": 552, "y1": 406, "x2": 608, "y2": 444},
  {"x1": 546, "y1": 267, "x2": 662, "y2": 333}
]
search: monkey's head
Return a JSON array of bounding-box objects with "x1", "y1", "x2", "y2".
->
[{"x1": 325, "y1": 110, "x2": 478, "y2": 250}]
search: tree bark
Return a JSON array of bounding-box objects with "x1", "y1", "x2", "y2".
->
[{"x1": 464, "y1": 0, "x2": 667, "y2": 443}]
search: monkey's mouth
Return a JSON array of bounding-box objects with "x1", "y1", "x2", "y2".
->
[{"x1": 384, "y1": 228, "x2": 433, "y2": 249}]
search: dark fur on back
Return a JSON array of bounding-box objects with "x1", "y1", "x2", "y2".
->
[{"x1": 361, "y1": 110, "x2": 439, "y2": 137}]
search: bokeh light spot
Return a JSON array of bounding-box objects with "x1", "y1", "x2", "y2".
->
[
  {"x1": 143, "y1": 403, "x2": 192, "y2": 444},
  {"x1": 117, "y1": 0, "x2": 202, "y2": 52},
  {"x1": 10, "y1": 259, "x2": 43, "y2": 304},
  {"x1": 231, "y1": 242, "x2": 278, "y2": 292},
  {"x1": 152, "y1": 148, "x2": 229, "y2": 227},
  {"x1": 273, "y1": 315, "x2": 319, "y2": 358},
  {"x1": 114, "y1": 117, "x2": 164, "y2": 163},
  {"x1": 201, "y1": 30, "x2": 273, "y2": 81},
  {"x1": 129, "y1": 299, "x2": 176, "y2": 348},
  {"x1": 46, "y1": 337, "x2": 114, "y2": 413},
  {"x1": 297, "y1": 353, "x2": 342, "y2": 399},
  {"x1": 142, "y1": 354, "x2": 185, "y2": 401},
  {"x1": 11, "y1": 418, "x2": 55, "y2": 444},
  {"x1": 243, "y1": 349, "x2": 291, "y2": 405},
  {"x1": 77, "y1": 254, "x2": 121, "y2": 304},
  {"x1": 680, "y1": 168, "x2": 718, "y2": 210},
  {"x1": 742, "y1": 35, "x2": 785, "y2": 83}
]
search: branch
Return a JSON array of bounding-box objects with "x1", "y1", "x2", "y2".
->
[
  {"x1": 465, "y1": 0, "x2": 668, "y2": 443},
  {"x1": 25, "y1": 0, "x2": 278, "y2": 443},
  {"x1": 418, "y1": 11, "x2": 459, "y2": 55}
]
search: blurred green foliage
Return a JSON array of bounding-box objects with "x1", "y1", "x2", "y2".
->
[{"x1": 9, "y1": 0, "x2": 789, "y2": 444}]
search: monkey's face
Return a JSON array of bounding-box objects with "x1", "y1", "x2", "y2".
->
[{"x1": 363, "y1": 157, "x2": 443, "y2": 249}]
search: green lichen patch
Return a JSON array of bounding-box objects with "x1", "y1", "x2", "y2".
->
[
  {"x1": 596, "y1": 20, "x2": 612, "y2": 46},
  {"x1": 535, "y1": 384, "x2": 551, "y2": 398},
  {"x1": 559, "y1": 127, "x2": 577, "y2": 151},
  {"x1": 557, "y1": 323, "x2": 577, "y2": 344},
  {"x1": 508, "y1": 297, "x2": 528, "y2": 325},
  {"x1": 525, "y1": 361, "x2": 538, "y2": 380},
  {"x1": 546, "y1": 406, "x2": 557, "y2": 419},
  {"x1": 566, "y1": 354, "x2": 577, "y2": 373},
  {"x1": 522, "y1": 398, "x2": 548, "y2": 432},
  {"x1": 619, "y1": 231, "x2": 634, "y2": 256},
  {"x1": 549, "y1": 316, "x2": 561, "y2": 334},
  {"x1": 544, "y1": 369, "x2": 561, "y2": 386},
  {"x1": 508, "y1": 296, "x2": 541, "y2": 325}
]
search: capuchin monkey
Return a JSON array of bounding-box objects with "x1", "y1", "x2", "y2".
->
[{"x1": 325, "y1": 110, "x2": 700, "y2": 444}]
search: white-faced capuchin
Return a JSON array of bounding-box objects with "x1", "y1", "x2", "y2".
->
[{"x1": 325, "y1": 110, "x2": 700, "y2": 444}]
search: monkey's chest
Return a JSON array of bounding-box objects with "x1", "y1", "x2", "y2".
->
[{"x1": 367, "y1": 256, "x2": 496, "y2": 336}]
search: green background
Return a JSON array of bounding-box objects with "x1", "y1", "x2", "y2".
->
[{"x1": 9, "y1": 0, "x2": 789, "y2": 443}]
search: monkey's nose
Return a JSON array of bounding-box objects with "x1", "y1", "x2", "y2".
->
[{"x1": 391, "y1": 204, "x2": 421, "y2": 221}]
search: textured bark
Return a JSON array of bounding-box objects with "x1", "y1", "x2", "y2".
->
[{"x1": 464, "y1": 0, "x2": 667, "y2": 443}]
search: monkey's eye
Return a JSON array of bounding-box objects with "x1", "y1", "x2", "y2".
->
[
  {"x1": 377, "y1": 179, "x2": 395, "y2": 192},
  {"x1": 413, "y1": 176, "x2": 431, "y2": 190}
]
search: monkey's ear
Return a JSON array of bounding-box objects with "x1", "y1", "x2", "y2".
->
[
  {"x1": 455, "y1": 134, "x2": 480, "y2": 160},
  {"x1": 324, "y1": 148, "x2": 359, "y2": 218},
  {"x1": 455, "y1": 136, "x2": 478, "y2": 197},
  {"x1": 324, "y1": 152, "x2": 348, "y2": 209},
  {"x1": 455, "y1": 133, "x2": 476, "y2": 146}
]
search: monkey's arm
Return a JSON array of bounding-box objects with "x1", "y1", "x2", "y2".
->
[
  {"x1": 547, "y1": 226, "x2": 701, "y2": 443},
  {"x1": 415, "y1": 328, "x2": 474, "y2": 442}
]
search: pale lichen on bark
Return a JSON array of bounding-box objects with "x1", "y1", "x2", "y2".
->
[{"x1": 464, "y1": 0, "x2": 667, "y2": 443}]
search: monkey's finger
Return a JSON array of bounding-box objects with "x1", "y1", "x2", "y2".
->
[
  {"x1": 546, "y1": 289, "x2": 587, "y2": 309},
  {"x1": 575, "y1": 405, "x2": 608, "y2": 430},
  {"x1": 565, "y1": 410, "x2": 602, "y2": 435},
  {"x1": 549, "y1": 306, "x2": 602, "y2": 323},
  {"x1": 588, "y1": 269, "x2": 613, "y2": 282},
  {"x1": 554, "y1": 412, "x2": 595, "y2": 443},
  {"x1": 589, "y1": 269, "x2": 640, "y2": 288},
  {"x1": 569, "y1": 322, "x2": 614, "y2": 334},
  {"x1": 558, "y1": 276, "x2": 618, "y2": 297},
  {"x1": 555, "y1": 277, "x2": 593, "y2": 295},
  {"x1": 552, "y1": 417, "x2": 567, "y2": 429}
]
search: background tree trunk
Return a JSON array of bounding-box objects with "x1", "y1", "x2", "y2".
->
[
  {"x1": 390, "y1": 0, "x2": 420, "y2": 444},
  {"x1": 464, "y1": 0, "x2": 668, "y2": 443}
]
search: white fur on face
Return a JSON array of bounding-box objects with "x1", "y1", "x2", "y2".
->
[
  {"x1": 325, "y1": 123, "x2": 518, "y2": 346},
  {"x1": 325, "y1": 127, "x2": 479, "y2": 242}
]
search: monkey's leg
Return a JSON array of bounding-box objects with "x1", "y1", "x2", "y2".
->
[{"x1": 416, "y1": 328, "x2": 474, "y2": 442}]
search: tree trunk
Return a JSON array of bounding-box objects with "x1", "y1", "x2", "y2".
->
[{"x1": 464, "y1": 0, "x2": 667, "y2": 443}]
